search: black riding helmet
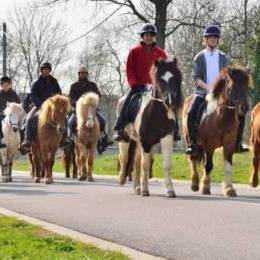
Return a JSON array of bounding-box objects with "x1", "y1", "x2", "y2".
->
[
  {"x1": 204, "y1": 25, "x2": 221, "y2": 38},
  {"x1": 140, "y1": 23, "x2": 157, "y2": 37},
  {"x1": 40, "y1": 62, "x2": 52, "y2": 71}
]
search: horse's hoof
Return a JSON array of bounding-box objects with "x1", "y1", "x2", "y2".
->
[
  {"x1": 77, "y1": 176, "x2": 86, "y2": 181},
  {"x1": 2, "y1": 176, "x2": 12, "y2": 183},
  {"x1": 134, "y1": 187, "x2": 141, "y2": 195},
  {"x1": 224, "y1": 187, "x2": 237, "y2": 197},
  {"x1": 72, "y1": 175, "x2": 77, "y2": 179},
  {"x1": 44, "y1": 178, "x2": 52, "y2": 184},
  {"x1": 87, "y1": 176, "x2": 94, "y2": 182},
  {"x1": 118, "y1": 176, "x2": 126, "y2": 186},
  {"x1": 166, "y1": 190, "x2": 176, "y2": 198},
  {"x1": 191, "y1": 184, "x2": 199, "y2": 192},
  {"x1": 250, "y1": 177, "x2": 258, "y2": 188},
  {"x1": 141, "y1": 190, "x2": 150, "y2": 196},
  {"x1": 202, "y1": 187, "x2": 211, "y2": 195},
  {"x1": 34, "y1": 177, "x2": 40, "y2": 183}
]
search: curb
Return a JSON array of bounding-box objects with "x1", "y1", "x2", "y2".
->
[{"x1": 0, "y1": 207, "x2": 164, "y2": 260}]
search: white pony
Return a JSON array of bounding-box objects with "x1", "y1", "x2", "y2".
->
[{"x1": 1, "y1": 102, "x2": 25, "y2": 182}]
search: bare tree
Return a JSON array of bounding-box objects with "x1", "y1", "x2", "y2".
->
[{"x1": 8, "y1": 3, "x2": 68, "y2": 89}]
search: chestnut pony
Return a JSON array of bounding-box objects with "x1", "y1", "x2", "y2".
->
[
  {"x1": 29, "y1": 95, "x2": 70, "y2": 184},
  {"x1": 182, "y1": 65, "x2": 250, "y2": 196}
]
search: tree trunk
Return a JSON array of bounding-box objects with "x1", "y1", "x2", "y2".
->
[{"x1": 154, "y1": 1, "x2": 168, "y2": 49}]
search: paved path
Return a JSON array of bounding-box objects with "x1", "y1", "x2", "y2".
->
[{"x1": 0, "y1": 172, "x2": 260, "y2": 260}]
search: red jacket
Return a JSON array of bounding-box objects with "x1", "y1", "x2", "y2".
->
[{"x1": 126, "y1": 42, "x2": 167, "y2": 88}]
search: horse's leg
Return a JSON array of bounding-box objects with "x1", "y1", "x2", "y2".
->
[
  {"x1": 141, "y1": 151, "x2": 151, "y2": 196},
  {"x1": 32, "y1": 146, "x2": 41, "y2": 183},
  {"x1": 76, "y1": 144, "x2": 87, "y2": 181},
  {"x1": 86, "y1": 146, "x2": 95, "y2": 182},
  {"x1": 118, "y1": 142, "x2": 129, "y2": 185},
  {"x1": 250, "y1": 143, "x2": 260, "y2": 187},
  {"x1": 63, "y1": 147, "x2": 71, "y2": 178},
  {"x1": 189, "y1": 156, "x2": 200, "y2": 191},
  {"x1": 160, "y1": 134, "x2": 175, "y2": 198},
  {"x1": 222, "y1": 145, "x2": 237, "y2": 197},
  {"x1": 201, "y1": 150, "x2": 213, "y2": 195},
  {"x1": 72, "y1": 144, "x2": 77, "y2": 179},
  {"x1": 133, "y1": 147, "x2": 141, "y2": 195}
]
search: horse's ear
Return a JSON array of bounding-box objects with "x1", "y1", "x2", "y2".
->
[
  {"x1": 6, "y1": 102, "x2": 10, "y2": 107},
  {"x1": 173, "y1": 58, "x2": 178, "y2": 65}
]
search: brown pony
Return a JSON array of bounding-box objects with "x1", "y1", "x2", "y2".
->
[
  {"x1": 29, "y1": 95, "x2": 70, "y2": 184},
  {"x1": 182, "y1": 65, "x2": 250, "y2": 196},
  {"x1": 250, "y1": 103, "x2": 260, "y2": 187},
  {"x1": 75, "y1": 92, "x2": 100, "y2": 181}
]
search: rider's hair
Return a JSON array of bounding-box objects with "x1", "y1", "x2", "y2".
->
[{"x1": 1, "y1": 76, "x2": 11, "y2": 85}]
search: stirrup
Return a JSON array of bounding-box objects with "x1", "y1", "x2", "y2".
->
[{"x1": 185, "y1": 144, "x2": 198, "y2": 155}]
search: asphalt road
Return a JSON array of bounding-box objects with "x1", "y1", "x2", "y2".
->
[{"x1": 0, "y1": 172, "x2": 260, "y2": 260}]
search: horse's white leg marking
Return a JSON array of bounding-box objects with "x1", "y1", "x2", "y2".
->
[
  {"x1": 118, "y1": 142, "x2": 129, "y2": 185},
  {"x1": 224, "y1": 160, "x2": 232, "y2": 187},
  {"x1": 141, "y1": 151, "x2": 150, "y2": 196},
  {"x1": 160, "y1": 134, "x2": 175, "y2": 197}
]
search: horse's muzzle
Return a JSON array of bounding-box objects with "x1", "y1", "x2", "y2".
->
[{"x1": 12, "y1": 126, "x2": 19, "y2": 132}]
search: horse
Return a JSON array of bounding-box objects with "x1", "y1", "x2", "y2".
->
[
  {"x1": 182, "y1": 65, "x2": 250, "y2": 196},
  {"x1": 61, "y1": 141, "x2": 77, "y2": 179},
  {"x1": 0, "y1": 102, "x2": 25, "y2": 182},
  {"x1": 75, "y1": 92, "x2": 100, "y2": 181},
  {"x1": 118, "y1": 58, "x2": 183, "y2": 197},
  {"x1": 250, "y1": 103, "x2": 260, "y2": 187},
  {"x1": 29, "y1": 94, "x2": 70, "y2": 184}
]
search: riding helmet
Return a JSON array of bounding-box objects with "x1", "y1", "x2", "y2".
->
[
  {"x1": 40, "y1": 62, "x2": 52, "y2": 71},
  {"x1": 140, "y1": 23, "x2": 157, "y2": 37},
  {"x1": 203, "y1": 25, "x2": 221, "y2": 37}
]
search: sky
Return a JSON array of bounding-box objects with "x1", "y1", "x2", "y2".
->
[{"x1": 0, "y1": 0, "x2": 121, "y2": 92}]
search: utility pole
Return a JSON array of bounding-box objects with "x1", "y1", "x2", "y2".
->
[{"x1": 3, "y1": 22, "x2": 7, "y2": 76}]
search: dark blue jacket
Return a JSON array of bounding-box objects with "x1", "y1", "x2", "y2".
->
[{"x1": 31, "y1": 75, "x2": 61, "y2": 107}]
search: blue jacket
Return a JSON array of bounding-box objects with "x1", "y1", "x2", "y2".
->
[{"x1": 31, "y1": 75, "x2": 61, "y2": 107}]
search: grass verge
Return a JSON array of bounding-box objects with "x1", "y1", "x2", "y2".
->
[
  {"x1": 13, "y1": 151, "x2": 252, "y2": 184},
  {"x1": 0, "y1": 215, "x2": 129, "y2": 260}
]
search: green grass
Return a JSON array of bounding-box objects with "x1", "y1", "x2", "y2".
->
[
  {"x1": 13, "y1": 151, "x2": 253, "y2": 184},
  {"x1": 0, "y1": 216, "x2": 129, "y2": 260}
]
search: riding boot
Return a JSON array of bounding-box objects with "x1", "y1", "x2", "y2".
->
[
  {"x1": 20, "y1": 122, "x2": 33, "y2": 154},
  {"x1": 235, "y1": 114, "x2": 249, "y2": 153},
  {"x1": 185, "y1": 117, "x2": 198, "y2": 155}
]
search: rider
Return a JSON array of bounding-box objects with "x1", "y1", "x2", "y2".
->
[
  {"x1": 20, "y1": 62, "x2": 61, "y2": 154},
  {"x1": 0, "y1": 76, "x2": 21, "y2": 148},
  {"x1": 113, "y1": 23, "x2": 180, "y2": 141},
  {"x1": 67, "y1": 65, "x2": 107, "y2": 151},
  {"x1": 186, "y1": 24, "x2": 248, "y2": 155}
]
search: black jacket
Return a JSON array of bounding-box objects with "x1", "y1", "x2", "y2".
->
[
  {"x1": 0, "y1": 89, "x2": 20, "y2": 114},
  {"x1": 69, "y1": 79, "x2": 101, "y2": 107},
  {"x1": 31, "y1": 75, "x2": 61, "y2": 107}
]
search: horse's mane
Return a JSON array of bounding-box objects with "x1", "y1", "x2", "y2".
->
[
  {"x1": 4, "y1": 102, "x2": 24, "y2": 116},
  {"x1": 76, "y1": 92, "x2": 99, "y2": 126},
  {"x1": 150, "y1": 58, "x2": 183, "y2": 113},
  {"x1": 211, "y1": 64, "x2": 250, "y2": 99},
  {"x1": 38, "y1": 95, "x2": 69, "y2": 128}
]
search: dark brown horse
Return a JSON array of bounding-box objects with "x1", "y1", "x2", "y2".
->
[
  {"x1": 182, "y1": 65, "x2": 250, "y2": 196},
  {"x1": 250, "y1": 103, "x2": 260, "y2": 187},
  {"x1": 118, "y1": 58, "x2": 183, "y2": 197},
  {"x1": 61, "y1": 142, "x2": 77, "y2": 179},
  {"x1": 29, "y1": 95, "x2": 70, "y2": 184}
]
